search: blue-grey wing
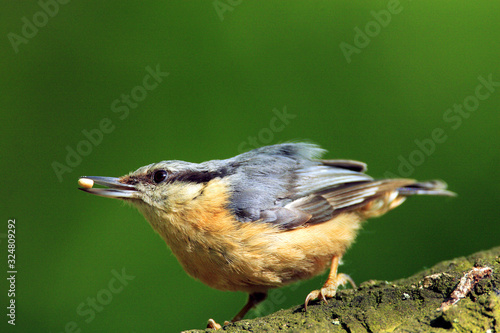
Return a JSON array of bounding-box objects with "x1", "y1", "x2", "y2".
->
[
  {"x1": 224, "y1": 143, "x2": 452, "y2": 230},
  {"x1": 225, "y1": 143, "x2": 374, "y2": 228}
]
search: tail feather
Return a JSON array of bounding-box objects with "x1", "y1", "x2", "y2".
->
[{"x1": 359, "y1": 179, "x2": 455, "y2": 219}]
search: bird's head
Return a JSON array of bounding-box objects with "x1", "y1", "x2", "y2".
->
[{"x1": 78, "y1": 160, "x2": 226, "y2": 229}]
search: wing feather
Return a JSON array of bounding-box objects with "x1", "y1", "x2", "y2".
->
[
  {"x1": 294, "y1": 165, "x2": 372, "y2": 198},
  {"x1": 229, "y1": 143, "x2": 451, "y2": 230},
  {"x1": 319, "y1": 159, "x2": 367, "y2": 172},
  {"x1": 280, "y1": 179, "x2": 415, "y2": 229}
]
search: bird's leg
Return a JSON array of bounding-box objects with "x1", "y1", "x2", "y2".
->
[
  {"x1": 232, "y1": 291, "x2": 268, "y2": 322},
  {"x1": 207, "y1": 292, "x2": 267, "y2": 330},
  {"x1": 304, "y1": 255, "x2": 356, "y2": 310}
]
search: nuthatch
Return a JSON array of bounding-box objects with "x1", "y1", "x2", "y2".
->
[{"x1": 78, "y1": 143, "x2": 455, "y2": 328}]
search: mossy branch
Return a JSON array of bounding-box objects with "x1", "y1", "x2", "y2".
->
[{"x1": 185, "y1": 247, "x2": 500, "y2": 332}]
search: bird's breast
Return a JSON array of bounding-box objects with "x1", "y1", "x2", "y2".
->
[{"x1": 140, "y1": 178, "x2": 364, "y2": 293}]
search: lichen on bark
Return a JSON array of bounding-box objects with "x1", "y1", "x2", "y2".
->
[{"x1": 185, "y1": 247, "x2": 500, "y2": 332}]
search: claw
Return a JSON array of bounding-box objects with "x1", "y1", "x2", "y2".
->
[
  {"x1": 207, "y1": 319, "x2": 222, "y2": 330},
  {"x1": 303, "y1": 256, "x2": 356, "y2": 311},
  {"x1": 304, "y1": 289, "x2": 320, "y2": 310},
  {"x1": 304, "y1": 287, "x2": 332, "y2": 310},
  {"x1": 321, "y1": 293, "x2": 328, "y2": 303}
]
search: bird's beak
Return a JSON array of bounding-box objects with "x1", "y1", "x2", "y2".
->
[{"x1": 78, "y1": 176, "x2": 138, "y2": 199}]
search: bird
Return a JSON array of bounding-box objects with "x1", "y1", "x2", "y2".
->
[{"x1": 78, "y1": 142, "x2": 455, "y2": 329}]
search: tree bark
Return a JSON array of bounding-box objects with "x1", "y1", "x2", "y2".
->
[{"x1": 185, "y1": 246, "x2": 500, "y2": 332}]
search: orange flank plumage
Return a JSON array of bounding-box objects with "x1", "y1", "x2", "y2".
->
[{"x1": 143, "y1": 178, "x2": 362, "y2": 294}]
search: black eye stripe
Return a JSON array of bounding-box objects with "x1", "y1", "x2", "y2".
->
[
  {"x1": 152, "y1": 170, "x2": 168, "y2": 184},
  {"x1": 166, "y1": 169, "x2": 229, "y2": 184}
]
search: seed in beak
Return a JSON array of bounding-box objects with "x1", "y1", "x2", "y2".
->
[{"x1": 78, "y1": 178, "x2": 94, "y2": 189}]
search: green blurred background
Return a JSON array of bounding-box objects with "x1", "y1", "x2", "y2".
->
[{"x1": 1, "y1": 1, "x2": 499, "y2": 332}]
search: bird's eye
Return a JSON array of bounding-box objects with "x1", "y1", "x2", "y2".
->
[{"x1": 152, "y1": 170, "x2": 168, "y2": 184}]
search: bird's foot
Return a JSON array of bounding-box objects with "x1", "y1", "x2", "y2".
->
[
  {"x1": 207, "y1": 319, "x2": 231, "y2": 330},
  {"x1": 304, "y1": 273, "x2": 355, "y2": 310}
]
